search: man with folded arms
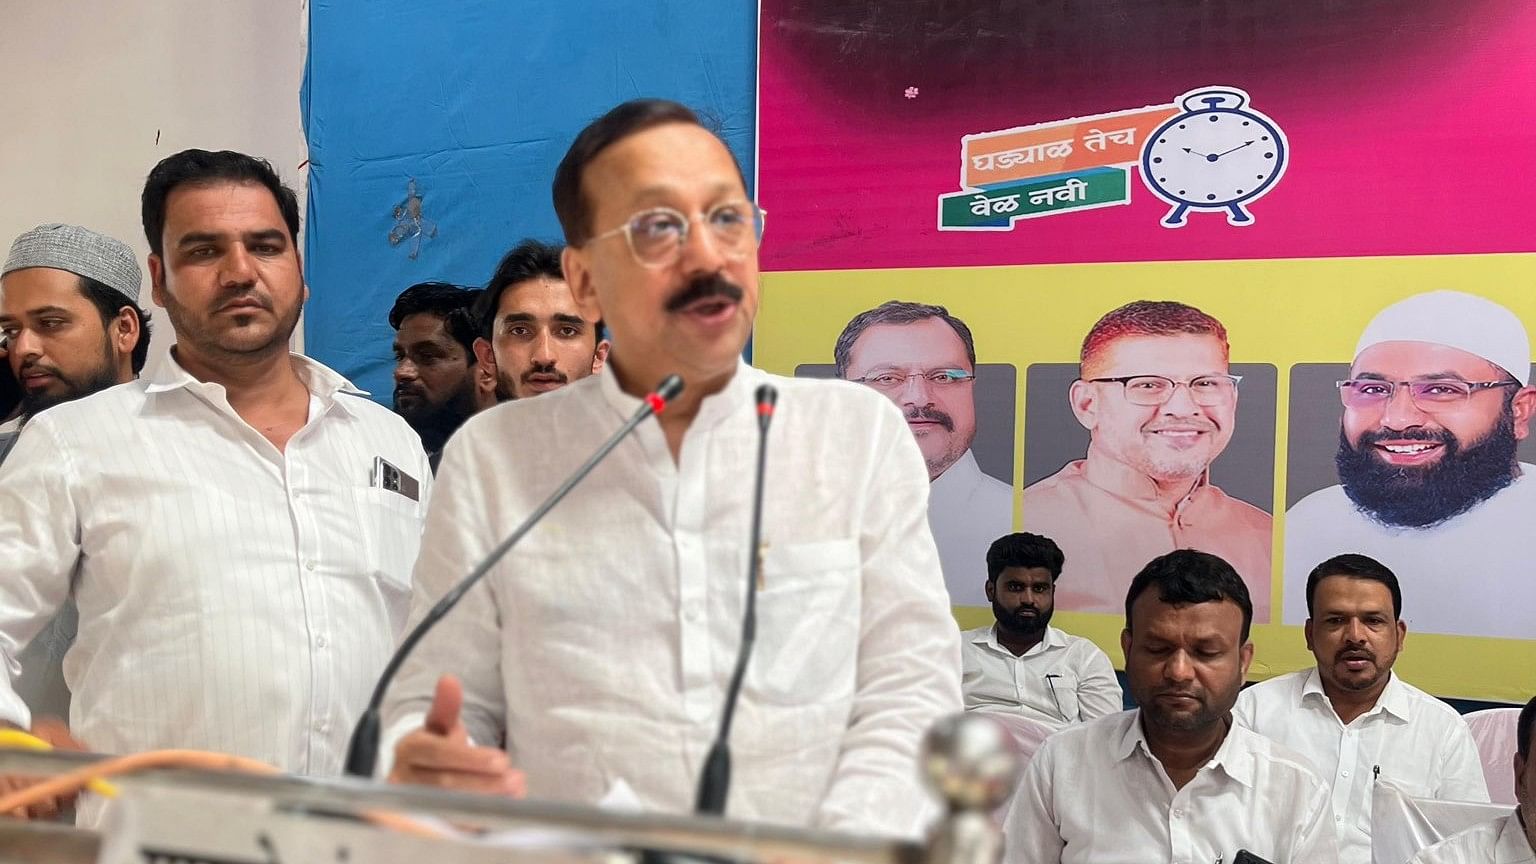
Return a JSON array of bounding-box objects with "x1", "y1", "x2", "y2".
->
[{"x1": 1002, "y1": 549, "x2": 1336, "y2": 863}]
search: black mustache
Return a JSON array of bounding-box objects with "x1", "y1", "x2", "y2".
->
[
  {"x1": 665, "y1": 274, "x2": 744, "y2": 313},
  {"x1": 1358, "y1": 427, "x2": 1453, "y2": 446}
]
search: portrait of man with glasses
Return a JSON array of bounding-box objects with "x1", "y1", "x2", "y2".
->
[
  {"x1": 1022, "y1": 300, "x2": 1273, "y2": 618},
  {"x1": 1282, "y1": 290, "x2": 1536, "y2": 639},
  {"x1": 833, "y1": 300, "x2": 1014, "y2": 606}
]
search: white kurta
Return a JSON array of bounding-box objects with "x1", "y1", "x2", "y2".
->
[
  {"x1": 1282, "y1": 467, "x2": 1536, "y2": 639},
  {"x1": 928, "y1": 448, "x2": 1014, "y2": 606},
  {"x1": 383, "y1": 360, "x2": 962, "y2": 837}
]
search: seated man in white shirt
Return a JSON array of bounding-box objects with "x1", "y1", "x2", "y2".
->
[
  {"x1": 381, "y1": 99, "x2": 961, "y2": 837},
  {"x1": 1410, "y1": 695, "x2": 1536, "y2": 863},
  {"x1": 961, "y1": 532, "x2": 1121, "y2": 732},
  {"x1": 1002, "y1": 549, "x2": 1337, "y2": 864},
  {"x1": 1234, "y1": 553, "x2": 1490, "y2": 864}
]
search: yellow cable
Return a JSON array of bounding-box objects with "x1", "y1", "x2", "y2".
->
[{"x1": 0, "y1": 728, "x2": 119, "y2": 797}]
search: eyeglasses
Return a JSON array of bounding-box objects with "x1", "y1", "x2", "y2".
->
[
  {"x1": 1336, "y1": 378, "x2": 1519, "y2": 411},
  {"x1": 853, "y1": 369, "x2": 975, "y2": 393},
  {"x1": 588, "y1": 201, "x2": 765, "y2": 268},
  {"x1": 1087, "y1": 374, "x2": 1241, "y2": 407}
]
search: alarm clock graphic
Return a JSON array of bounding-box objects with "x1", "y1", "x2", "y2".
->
[{"x1": 1141, "y1": 87, "x2": 1288, "y2": 228}]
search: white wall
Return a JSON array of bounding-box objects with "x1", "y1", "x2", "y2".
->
[{"x1": 0, "y1": 0, "x2": 309, "y2": 366}]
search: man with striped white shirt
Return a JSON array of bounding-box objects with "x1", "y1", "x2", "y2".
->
[{"x1": 0, "y1": 149, "x2": 430, "y2": 819}]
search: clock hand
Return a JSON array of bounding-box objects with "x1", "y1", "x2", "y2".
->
[
  {"x1": 1181, "y1": 147, "x2": 1213, "y2": 159},
  {"x1": 1212, "y1": 140, "x2": 1257, "y2": 159}
]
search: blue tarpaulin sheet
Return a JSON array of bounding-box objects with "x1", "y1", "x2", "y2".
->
[{"x1": 301, "y1": 2, "x2": 755, "y2": 400}]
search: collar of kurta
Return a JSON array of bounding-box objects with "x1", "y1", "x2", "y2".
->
[
  {"x1": 973, "y1": 623, "x2": 1067, "y2": 657},
  {"x1": 1300, "y1": 667, "x2": 1412, "y2": 723},
  {"x1": 1079, "y1": 447, "x2": 1214, "y2": 504},
  {"x1": 1116, "y1": 710, "x2": 1258, "y2": 789},
  {"x1": 596, "y1": 356, "x2": 758, "y2": 429},
  {"x1": 145, "y1": 350, "x2": 368, "y2": 418}
]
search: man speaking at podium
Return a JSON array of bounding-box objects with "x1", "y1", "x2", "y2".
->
[{"x1": 382, "y1": 99, "x2": 962, "y2": 836}]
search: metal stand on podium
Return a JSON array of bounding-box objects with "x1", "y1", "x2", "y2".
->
[{"x1": 0, "y1": 714, "x2": 1019, "y2": 864}]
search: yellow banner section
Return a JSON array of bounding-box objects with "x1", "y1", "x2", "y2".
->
[{"x1": 756, "y1": 252, "x2": 1536, "y2": 703}]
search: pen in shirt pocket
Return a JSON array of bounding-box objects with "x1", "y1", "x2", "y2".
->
[{"x1": 1044, "y1": 673, "x2": 1067, "y2": 720}]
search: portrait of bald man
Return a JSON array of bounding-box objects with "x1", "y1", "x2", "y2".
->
[{"x1": 1283, "y1": 290, "x2": 1536, "y2": 639}]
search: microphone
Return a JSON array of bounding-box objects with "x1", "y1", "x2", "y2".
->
[
  {"x1": 343, "y1": 373, "x2": 685, "y2": 778},
  {"x1": 694, "y1": 383, "x2": 778, "y2": 815}
]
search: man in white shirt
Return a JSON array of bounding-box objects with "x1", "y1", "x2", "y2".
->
[
  {"x1": 382, "y1": 99, "x2": 960, "y2": 836},
  {"x1": 835, "y1": 300, "x2": 1013, "y2": 606},
  {"x1": 1235, "y1": 553, "x2": 1489, "y2": 864},
  {"x1": 1409, "y1": 695, "x2": 1536, "y2": 863},
  {"x1": 1003, "y1": 549, "x2": 1337, "y2": 864},
  {"x1": 0, "y1": 224, "x2": 155, "y2": 727},
  {"x1": 961, "y1": 532, "x2": 1121, "y2": 731},
  {"x1": 0, "y1": 149, "x2": 431, "y2": 818},
  {"x1": 1283, "y1": 290, "x2": 1536, "y2": 639}
]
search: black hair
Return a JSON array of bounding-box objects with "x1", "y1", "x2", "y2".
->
[
  {"x1": 551, "y1": 98, "x2": 744, "y2": 247},
  {"x1": 985, "y1": 533, "x2": 1065, "y2": 582},
  {"x1": 388, "y1": 282, "x2": 477, "y2": 362},
  {"x1": 1304, "y1": 553, "x2": 1403, "y2": 620},
  {"x1": 141, "y1": 149, "x2": 301, "y2": 257},
  {"x1": 1125, "y1": 549, "x2": 1253, "y2": 643},
  {"x1": 834, "y1": 300, "x2": 977, "y2": 378},
  {"x1": 1518, "y1": 694, "x2": 1534, "y2": 761},
  {"x1": 78, "y1": 277, "x2": 152, "y2": 374},
  {"x1": 474, "y1": 239, "x2": 603, "y2": 346}
]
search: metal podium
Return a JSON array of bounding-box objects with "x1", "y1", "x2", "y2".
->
[{"x1": 0, "y1": 714, "x2": 1018, "y2": 864}]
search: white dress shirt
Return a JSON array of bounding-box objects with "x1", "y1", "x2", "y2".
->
[
  {"x1": 960, "y1": 625, "x2": 1121, "y2": 731},
  {"x1": 1409, "y1": 813, "x2": 1535, "y2": 864},
  {"x1": 1002, "y1": 709, "x2": 1337, "y2": 864},
  {"x1": 1233, "y1": 669, "x2": 1490, "y2": 864},
  {"x1": 0, "y1": 353, "x2": 430, "y2": 776},
  {"x1": 1283, "y1": 470, "x2": 1536, "y2": 639},
  {"x1": 929, "y1": 449, "x2": 1013, "y2": 606},
  {"x1": 383, "y1": 361, "x2": 961, "y2": 837}
]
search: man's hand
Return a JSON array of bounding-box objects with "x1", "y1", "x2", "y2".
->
[
  {"x1": 0, "y1": 716, "x2": 86, "y2": 820},
  {"x1": 387, "y1": 675, "x2": 524, "y2": 797}
]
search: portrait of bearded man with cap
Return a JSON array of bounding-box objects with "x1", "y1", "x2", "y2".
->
[{"x1": 1283, "y1": 290, "x2": 1536, "y2": 639}]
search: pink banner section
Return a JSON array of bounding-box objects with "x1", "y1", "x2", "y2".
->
[{"x1": 757, "y1": 3, "x2": 1536, "y2": 271}]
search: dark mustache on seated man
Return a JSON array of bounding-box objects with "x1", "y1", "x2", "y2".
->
[{"x1": 378, "y1": 98, "x2": 961, "y2": 836}]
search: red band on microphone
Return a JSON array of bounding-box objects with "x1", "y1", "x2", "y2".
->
[
  {"x1": 646, "y1": 393, "x2": 666, "y2": 414},
  {"x1": 756, "y1": 403, "x2": 774, "y2": 417}
]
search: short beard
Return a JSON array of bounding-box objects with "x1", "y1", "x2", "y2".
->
[
  {"x1": 992, "y1": 600, "x2": 1052, "y2": 641},
  {"x1": 1139, "y1": 690, "x2": 1225, "y2": 733},
  {"x1": 19, "y1": 339, "x2": 120, "y2": 421},
  {"x1": 1336, "y1": 411, "x2": 1519, "y2": 529}
]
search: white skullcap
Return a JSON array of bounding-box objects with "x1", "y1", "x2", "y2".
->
[{"x1": 1354, "y1": 290, "x2": 1531, "y2": 386}]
